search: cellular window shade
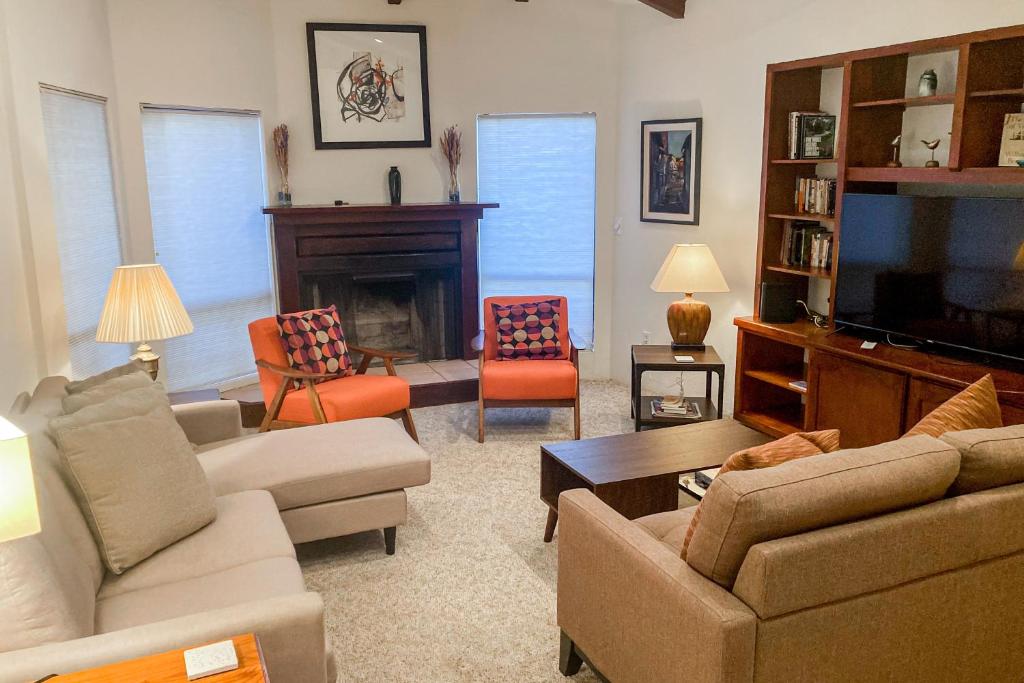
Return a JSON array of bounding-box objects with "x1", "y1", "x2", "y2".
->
[
  {"x1": 477, "y1": 114, "x2": 596, "y2": 347},
  {"x1": 40, "y1": 88, "x2": 127, "y2": 378},
  {"x1": 141, "y1": 108, "x2": 274, "y2": 391}
]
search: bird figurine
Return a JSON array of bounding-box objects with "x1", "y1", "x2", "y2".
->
[
  {"x1": 921, "y1": 138, "x2": 941, "y2": 168},
  {"x1": 887, "y1": 135, "x2": 903, "y2": 168}
]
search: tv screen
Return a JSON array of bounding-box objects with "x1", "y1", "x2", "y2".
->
[{"x1": 835, "y1": 193, "x2": 1024, "y2": 363}]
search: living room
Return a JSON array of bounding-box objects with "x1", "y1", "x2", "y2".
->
[{"x1": 2, "y1": 0, "x2": 1024, "y2": 681}]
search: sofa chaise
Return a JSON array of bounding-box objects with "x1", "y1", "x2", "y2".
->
[{"x1": 0, "y1": 375, "x2": 431, "y2": 683}]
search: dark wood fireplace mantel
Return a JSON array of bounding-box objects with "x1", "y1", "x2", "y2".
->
[{"x1": 263, "y1": 202, "x2": 498, "y2": 360}]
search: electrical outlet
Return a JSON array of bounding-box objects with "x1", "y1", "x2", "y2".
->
[{"x1": 641, "y1": 330, "x2": 651, "y2": 345}]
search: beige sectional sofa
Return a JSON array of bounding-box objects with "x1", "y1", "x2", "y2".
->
[
  {"x1": 0, "y1": 376, "x2": 431, "y2": 682},
  {"x1": 558, "y1": 426, "x2": 1024, "y2": 682}
]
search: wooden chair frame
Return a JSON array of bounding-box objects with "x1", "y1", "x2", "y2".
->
[
  {"x1": 257, "y1": 345, "x2": 419, "y2": 441},
  {"x1": 474, "y1": 330, "x2": 581, "y2": 443}
]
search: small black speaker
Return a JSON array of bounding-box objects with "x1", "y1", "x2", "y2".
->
[{"x1": 760, "y1": 282, "x2": 800, "y2": 323}]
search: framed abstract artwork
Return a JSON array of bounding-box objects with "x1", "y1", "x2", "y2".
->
[
  {"x1": 641, "y1": 118, "x2": 702, "y2": 225},
  {"x1": 306, "y1": 23, "x2": 431, "y2": 150}
]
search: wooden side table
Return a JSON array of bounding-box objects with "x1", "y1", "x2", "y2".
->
[
  {"x1": 631, "y1": 345, "x2": 725, "y2": 432},
  {"x1": 50, "y1": 633, "x2": 267, "y2": 682}
]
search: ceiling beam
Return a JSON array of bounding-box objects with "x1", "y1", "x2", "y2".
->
[{"x1": 637, "y1": 0, "x2": 686, "y2": 19}]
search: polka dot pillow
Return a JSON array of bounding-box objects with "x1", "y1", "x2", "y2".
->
[
  {"x1": 276, "y1": 305, "x2": 353, "y2": 386},
  {"x1": 492, "y1": 299, "x2": 563, "y2": 360}
]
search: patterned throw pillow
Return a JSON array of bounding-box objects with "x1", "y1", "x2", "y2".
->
[
  {"x1": 681, "y1": 430, "x2": 841, "y2": 559},
  {"x1": 903, "y1": 374, "x2": 1002, "y2": 438},
  {"x1": 276, "y1": 305, "x2": 353, "y2": 387},
  {"x1": 492, "y1": 300, "x2": 562, "y2": 360}
]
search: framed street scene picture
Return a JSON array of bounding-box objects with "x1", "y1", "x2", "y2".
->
[
  {"x1": 641, "y1": 118, "x2": 702, "y2": 225},
  {"x1": 306, "y1": 23, "x2": 431, "y2": 149}
]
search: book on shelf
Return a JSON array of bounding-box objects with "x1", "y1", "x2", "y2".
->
[
  {"x1": 999, "y1": 113, "x2": 1024, "y2": 167},
  {"x1": 651, "y1": 399, "x2": 702, "y2": 420},
  {"x1": 789, "y1": 379, "x2": 808, "y2": 392},
  {"x1": 780, "y1": 222, "x2": 833, "y2": 270},
  {"x1": 788, "y1": 111, "x2": 835, "y2": 160},
  {"x1": 794, "y1": 177, "x2": 836, "y2": 216}
]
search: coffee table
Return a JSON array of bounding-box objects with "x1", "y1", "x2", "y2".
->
[{"x1": 540, "y1": 418, "x2": 771, "y2": 541}]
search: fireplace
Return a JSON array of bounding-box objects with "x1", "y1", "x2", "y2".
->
[
  {"x1": 301, "y1": 268, "x2": 459, "y2": 363},
  {"x1": 264, "y1": 203, "x2": 499, "y2": 362}
]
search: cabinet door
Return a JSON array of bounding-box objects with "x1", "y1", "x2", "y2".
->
[
  {"x1": 807, "y1": 351, "x2": 907, "y2": 448},
  {"x1": 908, "y1": 377, "x2": 1024, "y2": 427}
]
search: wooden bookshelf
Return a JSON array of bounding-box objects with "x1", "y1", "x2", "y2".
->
[{"x1": 737, "y1": 24, "x2": 1024, "y2": 437}]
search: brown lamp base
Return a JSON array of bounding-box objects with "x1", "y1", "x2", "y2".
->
[
  {"x1": 667, "y1": 293, "x2": 712, "y2": 348},
  {"x1": 671, "y1": 342, "x2": 706, "y2": 351}
]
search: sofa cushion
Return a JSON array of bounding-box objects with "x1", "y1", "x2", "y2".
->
[
  {"x1": 49, "y1": 392, "x2": 216, "y2": 574},
  {"x1": 95, "y1": 557, "x2": 305, "y2": 634},
  {"x1": 686, "y1": 435, "x2": 960, "y2": 589},
  {"x1": 941, "y1": 425, "x2": 1024, "y2": 495},
  {"x1": 904, "y1": 374, "x2": 1002, "y2": 438},
  {"x1": 197, "y1": 418, "x2": 431, "y2": 511},
  {"x1": 61, "y1": 371, "x2": 153, "y2": 414},
  {"x1": 26, "y1": 376, "x2": 75, "y2": 419},
  {"x1": 634, "y1": 507, "x2": 696, "y2": 553},
  {"x1": 491, "y1": 299, "x2": 563, "y2": 360},
  {"x1": 64, "y1": 360, "x2": 146, "y2": 395},
  {"x1": 98, "y1": 490, "x2": 294, "y2": 599}
]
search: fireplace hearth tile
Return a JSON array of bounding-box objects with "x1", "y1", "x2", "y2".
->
[{"x1": 429, "y1": 360, "x2": 478, "y2": 382}]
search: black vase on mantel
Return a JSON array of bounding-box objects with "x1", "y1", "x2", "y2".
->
[{"x1": 388, "y1": 166, "x2": 402, "y2": 205}]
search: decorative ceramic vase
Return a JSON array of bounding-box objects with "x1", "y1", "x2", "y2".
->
[
  {"x1": 447, "y1": 169, "x2": 461, "y2": 204},
  {"x1": 918, "y1": 69, "x2": 938, "y2": 97},
  {"x1": 388, "y1": 166, "x2": 402, "y2": 205}
]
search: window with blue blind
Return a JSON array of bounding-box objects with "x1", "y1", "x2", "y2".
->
[
  {"x1": 476, "y1": 113, "x2": 597, "y2": 348},
  {"x1": 141, "y1": 106, "x2": 274, "y2": 391}
]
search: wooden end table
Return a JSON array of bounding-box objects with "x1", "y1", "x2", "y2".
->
[
  {"x1": 540, "y1": 419, "x2": 770, "y2": 541},
  {"x1": 631, "y1": 345, "x2": 725, "y2": 432},
  {"x1": 50, "y1": 633, "x2": 267, "y2": 682}
]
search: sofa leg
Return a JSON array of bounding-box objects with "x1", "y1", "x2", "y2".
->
[
  {"x1": 559, "y1": 631, "x2": 583, "y2": 676},
  {"x1": 383, "y1": 526, "x2": 396, "y2": 555}
]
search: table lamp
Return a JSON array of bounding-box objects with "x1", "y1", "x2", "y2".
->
[
  {"x1": 96, "y1": 264, "x2": 194, "y2": 380},
  {"x1": 0, "y1": 417, "x2": 40, "y2": 543},
  {"x1": 650, "y1": 244, "x2": 730, "y2": 350}
]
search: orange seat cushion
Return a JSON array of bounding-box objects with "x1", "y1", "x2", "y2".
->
[
  {"x1": 480, "y1": 359, "x2": 577, "y2": 401},
  {"x1": 277, "y1": 374, "x2": 410, "y2": 424}
]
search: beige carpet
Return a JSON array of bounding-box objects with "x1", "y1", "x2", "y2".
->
[{"x1": 297, "y1": 380, "x2": 635, "y2": 682}]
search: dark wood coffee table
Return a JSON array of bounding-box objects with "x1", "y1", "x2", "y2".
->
[{"x1": 540, "y1": 418, "x2": 771, "y2": 541}]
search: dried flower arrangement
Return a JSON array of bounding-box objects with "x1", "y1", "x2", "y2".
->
[
  {"x1": 440, "y1": 125, "x2": 462, "y2": 203},
  {"x1": 272, "y1": 124, "x2": 290, "y2": 204}
]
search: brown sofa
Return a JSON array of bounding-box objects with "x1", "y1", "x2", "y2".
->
[
  {"x1": 0, "y1": 376, "x2": 431, "y2": 682},
  {"x1": 557, "y1": 427, "x2": 1024, "y2": 682}
]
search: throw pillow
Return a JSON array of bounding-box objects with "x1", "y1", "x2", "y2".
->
[
  {"x1": 49, "y1": 386, "x2": 216, "y2": 574},
  {"x1": 61, "y1": 371, "x2": 154, "y2": 414},
  {"x1": 276, "y1": 305, "x2": 353, "y2": 387},
  {"x1": 682, "y1": 430, "x2": 841, "y2": 558},
  {"x1": 64, "y1": 360, "x2": 147, "y2": 395},
  {"x1": 904, "y1": 374, "x2": 1002, "y2": 438},
  {"x1": 492, "y1": 299, "x2": 562, "y2": 360}
]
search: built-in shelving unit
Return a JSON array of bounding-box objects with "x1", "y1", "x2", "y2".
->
[{"x1": 737, "y1": 24, "x2": 1024, "y2": 437}]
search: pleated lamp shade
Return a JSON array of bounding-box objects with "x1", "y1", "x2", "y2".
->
[{"x1": 96, "y1": 264, "x2": 194, "y2": 343}]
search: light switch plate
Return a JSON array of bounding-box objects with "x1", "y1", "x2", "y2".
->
[{"x1": 184, "y1": 640, "x2": 239, "y2": 680}]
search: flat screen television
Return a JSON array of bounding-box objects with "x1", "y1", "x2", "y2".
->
[{"x1": 835, "y1": 193, "x2": 1024, "y2": 363}]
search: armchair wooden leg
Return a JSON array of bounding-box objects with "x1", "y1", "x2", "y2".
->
[
  {"x1": 478, "y1": 399, "x2": 485, "y2": 443},
  {"x1": 401, "y1": 409, "x2": 419, "y2": 443},
  {"x1": 383, "y1": 526, "x2": 396, "y2": 555},
  {"x1": 559, "y1": 631, "x2": 583, "y2": 676},
  {"x1": 259, "y1": 379, "x2": 290, "y2": 433},
  {"x1": 573, "y1": 394, "x2": 581, "y2": 440}
]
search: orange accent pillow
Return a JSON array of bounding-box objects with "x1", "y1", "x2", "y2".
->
[
  {"x1": 681, "y1": 429, "x2": 841, "y2": 558},
  {"x1": 903, "y1": 374, "x2": 1002, "y2": 439}
]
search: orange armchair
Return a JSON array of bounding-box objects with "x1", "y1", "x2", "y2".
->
[
  {"x1": 248, "y1": 314, "x2": 418, "y2": 441},
  {"x1": 475, "y1": 295, "x2": 580, "y2": 443}
]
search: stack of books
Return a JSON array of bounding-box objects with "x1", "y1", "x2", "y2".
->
[
  {"x1": 780, "y1": 223, "x2": 833, "y2": 270},
  {"x1": 651, "y1": 397, "x2": 702, "y2": 420},
  {"x1": 795, "y1": 177, "x2": 837, "y2": 216}
]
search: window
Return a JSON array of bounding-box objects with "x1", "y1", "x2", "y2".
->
[
  {"x1": 477, "y1": 113, "x2": 596, "y2": 347},
  {"x1": 40, "y1": 86, "x2": 126, "y2": 378},
  {"x1": 141, "y1": 106, "x2": 274, "y2": 391}
]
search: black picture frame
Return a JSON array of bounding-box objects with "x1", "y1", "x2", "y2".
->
[
  {"x1": 641, "y1": 118, "x2": 702, "y2": 225},
  {"x1": 306, "y1": 22, "x2": 431, "y2": 150}
]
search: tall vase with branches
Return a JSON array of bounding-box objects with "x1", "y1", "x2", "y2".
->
[
  {"x1": 440, "y1": 125, "x2": 462, "y2": 203},
  {"x1": 273, "y1": 124, "x2": 291, "y2": 206}
]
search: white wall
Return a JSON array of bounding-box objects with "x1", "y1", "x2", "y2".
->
[
  {"x1": 611, "y1": 0, "x2": 1024, "y2": 412},
  {"x1": 0, "y1": 0, "x2": 123, "y2": 400}
]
